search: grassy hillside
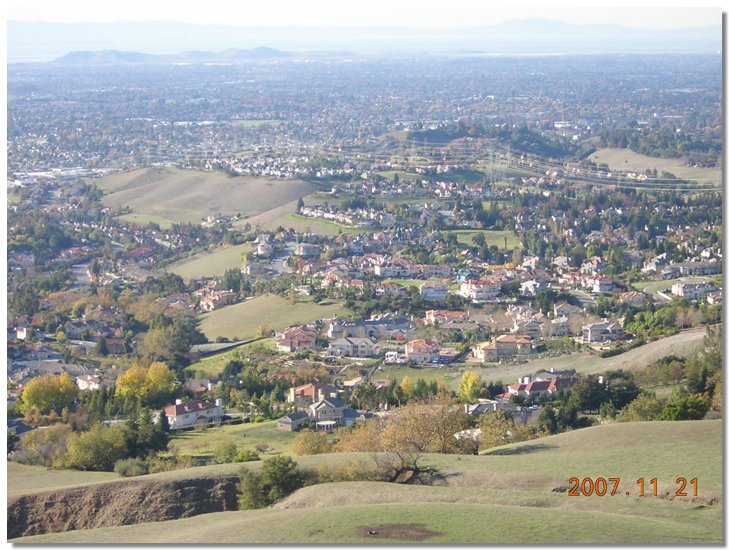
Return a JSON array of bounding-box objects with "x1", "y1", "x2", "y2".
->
[
  {"x1": 166, "y1": 243, "x2": 252, "y2": 280},
  {"x1": 11, "y1": 420, "x2": 722, "y2": 543},
  {"x1": 198, "y1": 294, "x2": 346, "y2": 341},
  {"x1": 588, "y1": 148, "x2": 721, "y2": 187},
  {"x1": 97, "y1": 167, "x2": 320, "y2": 228}
]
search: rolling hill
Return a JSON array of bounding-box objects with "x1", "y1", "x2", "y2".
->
[
  {"x1": 9, "y1": 420, "x2": 722, "y2": 543},
  {"x1": 96, "y1": 167, "x2": 320, "y2": 228}
]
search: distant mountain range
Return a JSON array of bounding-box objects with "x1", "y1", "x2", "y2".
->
[
  {"x1": 51, "y1": 47, "x2": 296, "y2": 65},
  {"x1": 8, "y1": 18, "x2": 722, "y2": 63}
]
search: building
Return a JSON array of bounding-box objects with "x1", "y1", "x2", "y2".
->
[
  {"x1": 276, "y1": 326, "x2": 318, "y2": 353},
  {"x1": 287, "y1": 382, "x2": 338, "y2": 408},
  {"x1": 164, "y1": 399, "x2": 224, "y2": 430},
  {"x1": 76, "y1": 374, "x2": 102, "y2": 392},
  {"x1": 276, "y1": 411, "x2": 311, "y2": 432},
  {"x1": 582, "y1": 321, "x2": 624, "y2": 343},
  {"x1": 327, "y1": 316, "x2": 410, "y2": 340},
  {"x1": 459, "y1": 278, "x2": 502, "y2": 303},
  {"x1": 474, "y1": 334, "x2": 533, "y2": 362},
  {"x1": 405, "y1": 339, "x2": 439, "y2": 363},
  {"x1": 671, "y1": 282, "x2": 719, "y2": 301},
  {"x1": 419, "y1": 281, "x2": 449, "y2": 301},
  {"x1": 327, "y1": 337, "x2": 380, "y2": 358}
]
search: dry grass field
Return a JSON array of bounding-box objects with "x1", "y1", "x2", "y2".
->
[{"x1": 97, "y1": 167, "x2": 320, "y2": 228}]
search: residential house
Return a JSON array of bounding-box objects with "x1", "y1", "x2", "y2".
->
[
  {"x1": 459, "y1": 278, "x2": 502, "y2": 303},
  {"x1": 474, "y1": 334, "x2": 533, "y2": 362},
  {"x1": 76, "y1": 374, "x2": 102, "y2": 391},
  {"x1": 276, "y1": 326, "x2": 318, "y2": 353},
  {"x1": 619, "y1": 291, "x2": 648, "y2": 306},
  {"x1": 164, "y1": 399, "x2": 224, "y2": 430},
  {"x1": 671, "y1": 282, "x2": 719, "y2": 301},
  {"x1": 276, "y1": 410, "x2": 311, "y2": 432},
  {"x1": 308, "y1": 397, "x2": 361, "y2": 430},
  {"x1": 327, "y1": 316, "x2": 410, "y2": 340},
  {"x1": 327, "y1": 337, "x2": 380, "y2": 358},
  {"x1": 287, "y1": 382, "x2": 338, "y2": 408},
  {"x1": 419, "y1": 281, "x2": 449, "y2": 301},
  {"x1": 582, "y1": 321, "x2": 624, "y2": 343},
  {"x1": 424, "y1": 310, "x2": 469, "y2": 325},
  {"x1": 405, "y1": 339, "x2": 439, "y2": 363}
]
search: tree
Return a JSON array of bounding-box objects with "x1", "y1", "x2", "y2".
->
[
  {"x1": 458, "y1": 371, "x2": 484, "y2": 404},
  {"x1": 296, "y1": 197, "x2": 305, "y2": 212},
  {"x1": 59, "y1": 424, "x2": 130, "y2": 471},
  {"x1": 260, "y1": 456, "x2": 305, "y2": 502},
  {"x1": 237, "y1": 467, "x2": 268, "y2": 509},
  {"x1": 292, "y1": 430, "x2": 331, "y2": 456},
  {"x1": 537, "y1": 404, "x2": 559, "y2": 434},
  {"x1": 96, "y1": 336, "x2": 109, "y2": 356},
  {"x1": 115, "y1": 365, "x2": 149, "y2": 403},
  {"x1": 658, "y1": 392, "x2": 710, "y2": 421},
  {"x1": 478, "y1": 410, "x2": 532, "y2": 451},
  {"x1": 19, "y1": 373, "x2": 79, "y2": 415},
  {"x1": 568, "y1": 375, "x2": 608, "y2": 413},
  {"x1": 144, "y1": 362, "x2": 178, "y2": 407},
  {"x1": 214, "y1": 442, "x2": 239, "y2": 464},
  {"x1": 399, "y1": 376, "x2": 414, "y2": 398},
  {"x1": 617, "y1": 394, "x2": 666, "y2": 422}
]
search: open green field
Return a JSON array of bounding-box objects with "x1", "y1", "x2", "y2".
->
[
  {"x1": 169, "y1": 420, "x2": 296, "y2": 459},
  {"x1": 375, "y1": 171, "x2": 420, "y2": 181},
  {"x1": 97, "y1": 167, "x2": 320, "y2": 228},
  {"x1": 198, "y1": 294, "x2": 346, "y2": 341},
  {"x1": 13, "y1": 420, "x2": 722, "y2": 543},
  {"x1": 444, "y1": 229, "x2": 521, "y2": 249},
  {"x1": 166, "y1": 243, "x2": 252, "y2": 280},
  {"x1": 589, "y1": 148, "x2": 721, "y2": 187}
]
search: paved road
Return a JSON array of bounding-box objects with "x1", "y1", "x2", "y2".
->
[{"x1": 567, "y1": 289, "x2": 596, "y2": 308}]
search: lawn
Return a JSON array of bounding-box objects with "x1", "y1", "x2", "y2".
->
[
  {"x1": 198, "y1": 294, "x2": 346, "y2": 341},
  {"x1": 169, "y1": 420, "x2": 296, "y2": 459},
  {"x1": 231, "y1": 119, "x2": 281, "y2": 127},
  {"x1": 13, "y1": 420, "x2": 722, "y2": 544},
  {"x1": 166, "y1": 243, "x2": 252, "y2": 280},
  {"x1": 97, "y1": 167, "x2": 320, "y2": 228},
  {"x1": 588, "y1": 148, "x2": 721, "y2": 187},
  {"x1": 444, "y1": 229, "x2": 521, "y2": 249}
]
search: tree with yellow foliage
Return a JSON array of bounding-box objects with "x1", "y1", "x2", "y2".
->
[{"x1": 20, "y1": 373, "x2": 78, "y2": 415}]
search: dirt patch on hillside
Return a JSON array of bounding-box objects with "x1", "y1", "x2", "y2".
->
[
  {"x1": 8, "y1": 474, "x2": 240, "y2": 539},
  {"x1": 357, "y1": 523, "x2": 441, "y2": 541}
]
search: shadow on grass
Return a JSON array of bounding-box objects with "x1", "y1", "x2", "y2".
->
[{"x1": 483, "y1": 443, "x2": 558, "y2": 456}]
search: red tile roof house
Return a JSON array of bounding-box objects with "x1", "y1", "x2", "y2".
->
[
  {"x1": 275, "y1": 326, "x2": 318, "y2": 352},
  {"x1": 164, "y1": 398, "x2": 224, "y2": 430}
]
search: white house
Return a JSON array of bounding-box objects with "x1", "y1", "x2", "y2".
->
[
  {"x1": 164, "y1": 399, "x2": 225, "y2": 430},
  {"x1": 327, "y1": 337, "x2": 380, "y2": 358},
  {"x1": 419, "y1": 282, "x2": 449, "y2": 301}
]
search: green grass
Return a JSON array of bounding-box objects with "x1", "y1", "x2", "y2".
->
[
  {"x1": 198, "y1": 294, "x2": 346, "y2": 341},
  {"x1": 186, "y1": 338, "x2": 275, "y2": 378},
  {"x1": 166, "y1": 243, "x2": 252, "y2": 280},
  {"x1": 589, "y1": 148, "x2": 721, "y2": 187},
  {"x1": 169, "y1": 421, "x2": 296, "y2": 458},
  {"x1": 12, "y1": 420, "x2": 722, "y2": 543},
  {"x1": 443, "y1": 229, "x2": 521, "y2": 249},
  {"x1": 97, "y1": 167, "x2": 320, "y2": 228}
]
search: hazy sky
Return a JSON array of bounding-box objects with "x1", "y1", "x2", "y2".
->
[{"x1": 7, "y1": 1, "x2": 722, "y2": 29}]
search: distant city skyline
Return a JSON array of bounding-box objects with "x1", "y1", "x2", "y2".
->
[{"x1": 7, "y1": 2, "x2": 722, "y2": 30}]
